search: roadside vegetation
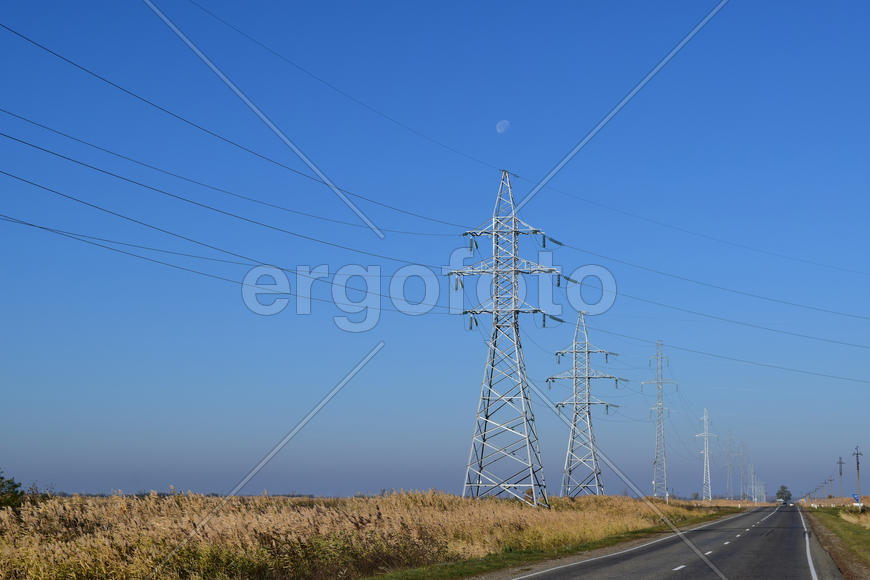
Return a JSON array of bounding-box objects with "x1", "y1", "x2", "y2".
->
[
  {"x1": 0, "y1": 471, "x2": 24, "y2": 509},
  {"x1": 0, "y1": 489, "x2": 737, "y2": 579},
  {"x1": 806, "y1": 505, "x2": 870, "y2": 579}
]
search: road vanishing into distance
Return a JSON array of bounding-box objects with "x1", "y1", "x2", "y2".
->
[{"x1": 512, "y1": 506, "x2": 842, "y2": 580}]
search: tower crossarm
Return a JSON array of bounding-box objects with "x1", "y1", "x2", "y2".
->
[{"x1": 449, "y1": 257, "x2": 558, "y2": 278}]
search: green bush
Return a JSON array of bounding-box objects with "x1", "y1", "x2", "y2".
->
[{"x1": 0, "y1": 469, "x2": 24, "y2": 508}]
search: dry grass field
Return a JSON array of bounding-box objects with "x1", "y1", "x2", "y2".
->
[
  {"x1": 838, "y1": 506, "x2": 870, "y2": 529},
  {"x1": 805, "y1": 495, "x2": 868, "y2": 508},
  {"x1": 0, "y1": 490, "x2": 732, "y2": 579}
]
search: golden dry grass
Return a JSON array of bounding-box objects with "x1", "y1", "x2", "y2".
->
[
  {"x1": 685, "y1": 499, "x2": 775, "y2": 508},
  {"x1": 807, "y1": 495, "x2": 868, "y2": 508},
  {"x1": 839, "y1": 508, "x2": 870, "y2": 530},
  {"x1": 0, "y1": 491, "x2": 723, "y2": 579}
]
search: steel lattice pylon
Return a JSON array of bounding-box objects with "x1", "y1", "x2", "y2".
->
[
  {"x1": 451, "y1": 170, "x2": 556, "y2": 507},
  {"x1": 643, "y1": 341, "x2": 676, "y2": 501},
  {"x1": 546, "y1": 312, "x2": 620, "y2": 497},
  {"x1": 696, "y1": 408, "x2": 716, "y2": 501}
]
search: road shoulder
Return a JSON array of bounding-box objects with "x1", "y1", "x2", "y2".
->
[{"x1": 805, "y1": 508, "x2": 870, "y2": 580}]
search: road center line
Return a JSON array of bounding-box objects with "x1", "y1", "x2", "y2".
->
[
  {"x1": 673, "y1": 565, "x2": 687, "y2": 571},
  {"x1": 705, "y1": 551, "x2": 713, "y2": 555},
  {"x1": 509, "y1": 508, "x2": 756, "y2": 579},
  {"x1": 736, "y1": 534, "x2": 741, "y2": 537},
  {"x1": 724, "y1": 541, "x2": 730, "y2": 545}
]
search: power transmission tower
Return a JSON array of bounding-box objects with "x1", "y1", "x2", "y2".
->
[
  {"x1": 736, "y1": 442, "x2": 746, "y2": 501},
  {"x1": 643, "y1": 341, "x2": 677, "y2": 501},
  {"x1": 855, "y1": 445, "x2": 863, "y2": 502},
  {"x1": 696, "y1": 408, "x2": 716, "y2": 501},
  {"x1": 747, "y1": 464, "x2": 757, "y2": 503},
  {"x1": 451, "y1": 170, "x2": 557, "y2": 507},
  {"x1": 725, "y1": 434, "x2": 734, "y2": 500},
  {"x1": 547, "y1": 312, "x2": 620, "y2": 497},
  {"x1": 838, "y1": 456, "x2": 846, "y2": 498}
]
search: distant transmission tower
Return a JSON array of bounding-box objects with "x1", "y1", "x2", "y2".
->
[
  {"x1": 854, "y1": 445, "x2": 863, "y2": 501},
  {"x1": 547, "y1": 312, "x2": 620, "y2": 497},
  {"x1": 696, "y1": 408, "x2": 716, "y2": 501},
  {"x1": 451, "y1": 170, "x2": 557, "y2": 507},
  {"x1": 725, "y1": 434, "x2": 734, "y2": 500},
  {"x1": 747, "y1": 464, "x2": 756, "y2": 502},
  {"x1": 643, "y1": 341, "x2": 677, "y2": 501}
]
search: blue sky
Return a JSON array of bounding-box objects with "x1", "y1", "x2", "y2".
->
[{"x1": 1, "y1": 0, "x2": 867, "y2": 500}]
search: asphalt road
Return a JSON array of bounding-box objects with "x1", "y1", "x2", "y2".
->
[{"x1": 512, "y1": 505, "x2": 842, "y2": 580}]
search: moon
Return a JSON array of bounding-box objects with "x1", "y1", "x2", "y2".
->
[{"x1": 495, "y1": 119, "x2": 511, "y2": 134}]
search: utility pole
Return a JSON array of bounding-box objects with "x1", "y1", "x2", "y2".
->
[
  {"x1": 547, "y1": 312, "x2": 620, "y2": 497},
  {"x1": 695, "y1": 408, "x2": 716, "y2": 501},
  {"x1": 643, "y1": 341, "x2": 677, "y2": 502},
  {"x1": 451, "y1": 170, "x2": 557, "y2": 507},
  {"x1": 855, "y1": 445, "x2": 863, "y2": 502},
  {"x1": 737, "y1": 442, "x2": 746, "y2": 500},
  {"x1": 838, "y1": 456, "x2": 846, "y2": 498}
]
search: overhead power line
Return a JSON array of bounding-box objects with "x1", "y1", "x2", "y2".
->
[
  {"x1": 0, "y1": 107, "x2": 458, "y2": 237},
  {"x1": 535, "y1": 185, "x2": 870, "y2": 277},
  {"x1": 0, "y1": 170, "x2": 454, "y2": 312},
  {"x1": 0, "y1": 22, "x2": 467, "y2": 229},
  {"x1": 7, "y1": 124, "x2": 869, "y2": 350},
  {"x1": 0, "y1": 215, "x2": 252, "y2": 266},
  {"x1": 7, "y1": 125, "x2": 869, "y2": 350},
  {"x1": 180, "y1": 3, "x2": 870, "y2": 278},
  {"x1": 0, "y1": 213, "x2": 396, "y2": 312},
  {"x1": 549, "y1": 237, "x2": 870, "y2": 322},
  {"x1": 185, "y1": 0, "x2": 501, "y2": 173},
  {"x1": 4, "y1": 21, "x2": 867, "y2": 320},
  {"x1": 0, "y1": 210, "x2": 449, "y2": 315},
  {"x1": 10, "y1": 114, "x2": 869, "y2": 342},
  {"x1": 0, "y1": 131, "x2": 441, "y2": 268},
  {"x1": 587, "y1": 325, "x2": 870, "y2": 384},
  {"x1": 614, "y1": 288, "x2": 870, "y2": 350},
  {"x1": 4, "y1": 194, "x2": 868, "y2": 386}
]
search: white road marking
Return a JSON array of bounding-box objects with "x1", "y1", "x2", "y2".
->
[
  {"x1": 798, "y1": 508, "x2": 819, "y2": 580},
  {"x1": 736, "y1": 534, "x2": 741, "y2": 537},
  {"x1": 705, "y1": 551, "x2": 713, "y2": 555},
  {"x1": 510, "y1": 509, "x2": 757, "y2": 579},
  {"x1": 724, "y1": 541, "x2": 730, "y2": 545},
  {"x1": 745, "y1": 528, "x2": 750, "y2": 531},
  {"x1": 673, "y1": 565, "x2": 686, "y2": 571}
]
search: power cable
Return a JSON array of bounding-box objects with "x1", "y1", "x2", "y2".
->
[
  {"x1": 0, "y1": 211, "x2": 449, "y2": 315},
  {"x1": 182, "y1": 3, "x2": 870, "y2": 278},
  {"x1": 5, "y1": 22, "x2": 868, "y2": 324},
  {"x1": 586, "y1": 324, "x2": 870, "y2": 384},
  {"x1": 0, "y1": 131, "x2": 441, "y2": 268},
  {"x1": 0, "y1": 22, "x2": 468, "y2": 229},
  {"x1": 185, "y1": 0, "x2": 501, "y2": 173},
  {"x1": 0, "y1": 107, "x2": 458, "y2": 237},
  {"x1": 0, "y1": 170, "x2": 456, "y2": 313},
  {"x1": 549, "y1": 237, "x2": 870, "y2": 322}
]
